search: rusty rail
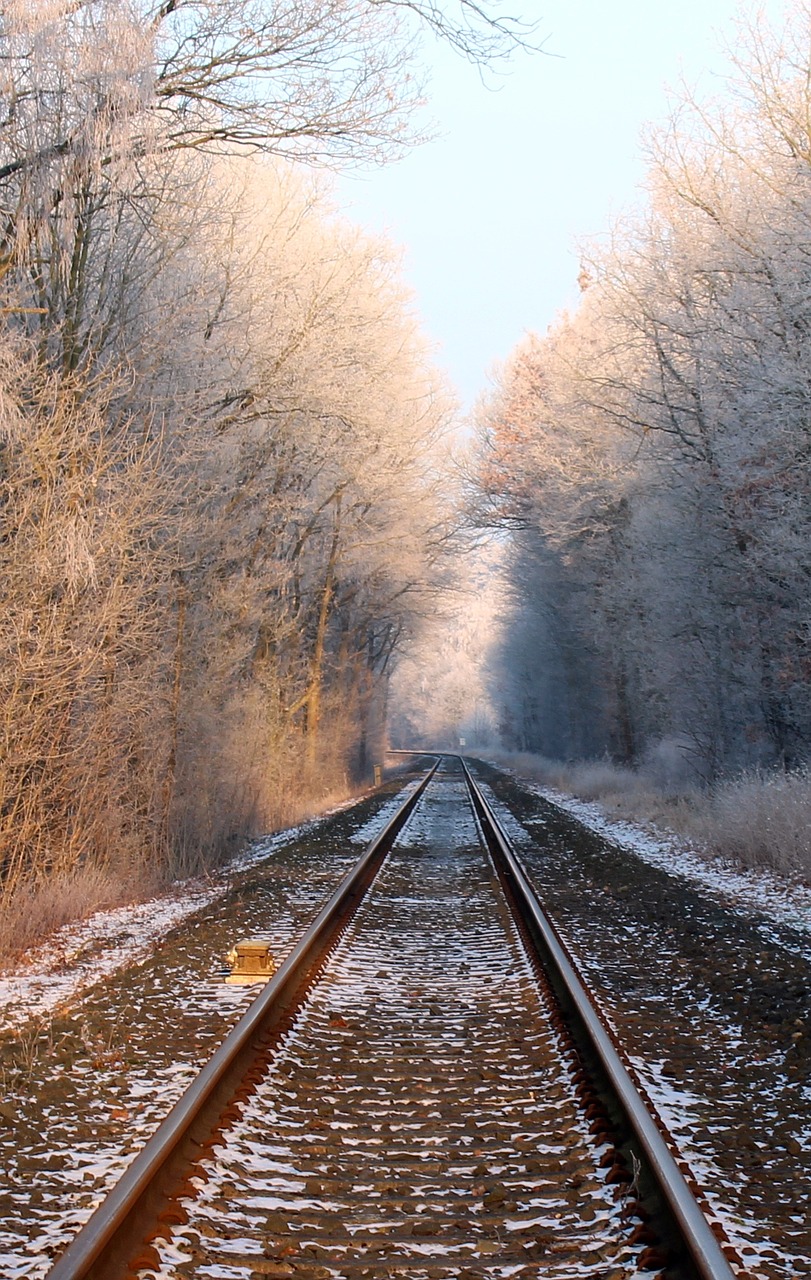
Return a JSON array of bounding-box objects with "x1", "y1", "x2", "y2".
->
[
  {"x1": 462, "y1": 758, "x2": 739, "y2": 1280},
  {"x1": 46, "y1": 754, "x2": 741, "y2": 1280},
  {"x1": 46, "y1": 759, "x2": 439, "y2": 1280}
]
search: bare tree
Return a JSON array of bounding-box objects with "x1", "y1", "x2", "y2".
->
[
  {"x1": 0, "y1": 0, "x2": 535, "y2": 175},
  {"x1": 0, "y1": 0, "x2": 515, "y2": 926},
  {"x1": 469, "y1": 8, "x2": 811, "y2": 777}
]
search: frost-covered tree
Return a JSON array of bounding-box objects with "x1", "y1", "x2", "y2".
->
[
  {"x1": 0, "y1": 0, "x2": 530, "y2": 375},
  {"x1": 471, "y1": 3, "x2": 811, "y2": 778},
  {"x1": 174, "y1": 160, "x2": 457, "y2": 825},
  {"x1": 0, "y1": 0, "x2": 486, "y2": 907}
]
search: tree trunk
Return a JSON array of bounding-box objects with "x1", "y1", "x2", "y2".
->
[{"x1": 305, "y1": 494, "x2": 342, "y2": 771}]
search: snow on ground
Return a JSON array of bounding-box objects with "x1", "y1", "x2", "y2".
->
[
  {"x1": 0, "y1": 887, "x2": 218, "y2": 1036},
  {"x1": 525, "y1": 779, "x2": 811, "y2": 943},
  {"x1": 0, "y1": 767, "x2": 426, "y2": 1037},
  {"x1": 0, "y1": 808, "x2": 352, "y2": 1036},
  {"x1": 347, "y1": 773, "x2": 425, "y2": 845}
]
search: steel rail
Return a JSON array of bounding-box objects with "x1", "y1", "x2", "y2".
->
[
  {"x1": 462, "y1": 758, "x2": 738, "y2": 1280},
  {"x1": 46, "y1": 759, "x2": 440, "y2": 1280}
]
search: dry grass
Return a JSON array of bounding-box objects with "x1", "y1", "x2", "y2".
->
[
  {"x1": 0, "y1": 768, "x2": 363, "y2": 967},
  {"x1": 688, "y1": 768, "x2": 811, "y2": 877},
  {"x1": 488, "y1": 751, "x2": 686, "y2": 825},
  {"x1": 0, "y1": 864, "x2": 156, "y2": 963},
  {"x1": 488, "y1": 750, "x2": 811, "y2": 883}
]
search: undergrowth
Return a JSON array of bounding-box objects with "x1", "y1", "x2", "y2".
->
[
  {"x1": 0, "y1": 866, "x2": 149, "y2": 963},
  {"x1": 0, "y1": 777, "x2": 359, "y2": 966},
  {"x1": 488, "y1": 751, "x2": 811, "y2": 882}
]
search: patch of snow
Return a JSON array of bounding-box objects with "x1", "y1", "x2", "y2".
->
[
  {"x1": 495, "y1": 773, "x2": 811, "y2": 945},
  {"x1": 348, "y1": 776, "x2": 424, "y2": 845},
  {"x1": 0, "y1": 888, "x2": 217, "y2": 1035},
  {"x1": 0, "y1": 787, "x2": 399, "y2": 1036}
]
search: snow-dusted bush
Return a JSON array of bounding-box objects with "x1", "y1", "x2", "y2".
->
[
  {"x1": 638, "y1": 738, "x2": 704, "y2": 793},
  {"x1": 494, "y1": 750, "x2": 811, "y2": 882},
  {"x1": 692, "y1": 769, "x2": 811, "y2": 878},
  {"x1": 488, "y1": 751, "x2": 677, "y2": 822},
  {"x1": 556, "y1": 761, "x2": 642, "y2": 802}
]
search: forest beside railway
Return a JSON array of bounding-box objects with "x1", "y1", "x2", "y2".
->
[
  {"x1": 4, "y1": 1, "x2": 811, "y2": 954},
  {"x1": 463, "y1": 10, "x2": 803, "y2": 788},
  {"x1": 469, "y1": 9, "x2": 811, "y2": 788},
  {"x1": 0, "y1": 0, "x2": 530, "y2": 946},
  {"x1": 394, "y1": 4, "x2": 811, "y2": 879}
]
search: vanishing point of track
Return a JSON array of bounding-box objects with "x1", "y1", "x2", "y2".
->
[{"x1": 46, "y1": 757, "x2": 751, "y2": 1280}]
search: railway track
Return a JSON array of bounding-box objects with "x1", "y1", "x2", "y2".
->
[{"x1": 46, "y1": 758, "x2": 749, "y2": 1280}]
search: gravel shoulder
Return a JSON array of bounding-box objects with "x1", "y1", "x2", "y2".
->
[
  {"x1": 0, "y1": 773, "x2": 421, "y2": 1279},
  {"x1": 471, "y1": 758, "x2": 810, "y2": 1280}
]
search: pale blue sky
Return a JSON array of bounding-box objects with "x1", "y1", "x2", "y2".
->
[{"x1": 338, "y1": 0, "x2": 785, "y2": 410}]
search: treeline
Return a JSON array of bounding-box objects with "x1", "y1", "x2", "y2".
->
[
  {"x1": 471, "y1": 5, "x2": 811, "y2": 785},
  {"x1": 0, "y1": 0, "x2": 521, "y2": 914}
]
